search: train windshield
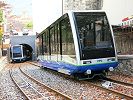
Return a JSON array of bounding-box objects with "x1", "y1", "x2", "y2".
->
[
  {"x1": 74, "y1": 12, "x2": 115, "y2": 60},
  {"x1": 13, "y1": 46, "x2": 22, "y2": 57}
]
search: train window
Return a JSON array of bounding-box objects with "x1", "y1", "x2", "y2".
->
[
  {"x1": 43, "y1": 33, "x2": 46, "y2": 54},
  {"x1": 47, "y1": 30, "x2": 50, "y2": 59},
  {"x1": 12, "y1": 46, "x2": 22, "y2": 57},
  {"x1": 55, "y1": 24, "x2": 59, "y2": 61},
  {"x1": 60, "y1": 17, "x2": 76, "y2": 60},
  {"x1": 38, "y1": 34, "x2": 43, "y2": 56},
  {"x1": 42, "y1": 24, "x2": 60, "y2": 61},
  {"x1": 50, "y1": 27, "x2": 55, "y2": 56},
  {"x1": 49, "y1": 25, "x2": 59, "y2": 61},
  {"x1": 74, "y1": 12, "x2": 115, "y2": 60},
  {"x1": 43, "y1": 32, "x2": 48, "y2": 59}
]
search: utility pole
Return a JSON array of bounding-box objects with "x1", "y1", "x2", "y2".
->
[
  {"x1": 62, "y1": 0, "x2": 63, "y2": 15},
  {"x1": 1, "y1": 36, "x2": 3, "y2": 56}
]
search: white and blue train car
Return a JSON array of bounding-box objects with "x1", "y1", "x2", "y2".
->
[
  {"x1": 11, "y1": 45, "x2": 25, "y2": 62},
  {"x1": 37, "y1": 11, "x2": 118, "y2": 79}
]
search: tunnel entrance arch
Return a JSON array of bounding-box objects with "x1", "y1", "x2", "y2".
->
[
  {"x1": 10, "y1": 35, "x2": 36, "y2": 61},
  {"x1": 20, "y1": 43, "x2": 33, "y2": 61}
]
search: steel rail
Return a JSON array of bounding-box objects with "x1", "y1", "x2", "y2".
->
[
  {"x1": 9, "y1": 69, "x2": 30, "y2": 100},
  {"x1": 19, "y1": 67, "x2": 72, "y2": 100},
  {"x1": 27, "y1": 61, "x2": 41, "y2": 67},
  {"x1": 104, "y1": 77, "x2": 133, "y2": 87},
  {"x1": 84, "y1": 80, "x2": 133, "y2": 100},
  {"x1": 28, "y1": 61, "x2": 133, "y2": 99},
  {"x1": 9, "y1": 64, "x2": 45, "y2": 100}
]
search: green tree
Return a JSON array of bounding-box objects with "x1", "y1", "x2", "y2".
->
[
  {"x1": 25, "y1": 21, "x2": 33, "y2": 29},
  {"x1": 0, "y1": 9, "x2": 3, "y2": 44},
  {"x1": 0, "y1": 10, "x2": 3, "y2": 23}
]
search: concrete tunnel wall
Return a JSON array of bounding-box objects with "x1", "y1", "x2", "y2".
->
[{"x1": 10, "y1": 35, "x2": 36, "y2": 60}]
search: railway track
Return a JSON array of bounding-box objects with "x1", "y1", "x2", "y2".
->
[
  {"x1": 9, "y1": 64, "x2": 72, "y2": 100},
  {"x1": 87, "y1": 79, "x2": 133, "y2": 100},
  {"x1": 28, "y1": 61, "x2": 133, "y2": 99},
  {"x1": 104, "y1": 77, "x2": 133, "y2": 87}
]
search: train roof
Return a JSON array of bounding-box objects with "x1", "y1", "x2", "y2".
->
[
  {"x1": 11, "y1": 45, "x2": 22, "y2": 47},
  {"x1": 11, "y1": 45, "x2": 22, "y2": 46},
  {"x1": 67, "y1": 10, "x2": 105, "y2": 13}
]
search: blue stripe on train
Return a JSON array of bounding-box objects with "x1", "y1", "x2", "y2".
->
[{"x1": 39, "y1": 60, "x2": 118, "y2": 75}]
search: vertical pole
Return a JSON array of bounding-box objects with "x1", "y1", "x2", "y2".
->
[
  {"x1": 2, "y1": 37, "x2": 3, "y2": 56},
  {"x1": 62, "y1": 0, "x2": 63, "y2": 15}
]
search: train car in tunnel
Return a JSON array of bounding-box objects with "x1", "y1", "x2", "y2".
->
[{"x1": 8, "y1": 44, "x2": 33, "y2": 63}]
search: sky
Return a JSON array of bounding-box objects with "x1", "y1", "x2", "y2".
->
[
  {"x1": 32, "y1": 0, "x2": 62, "y2": 33},
  {"x1": 6, "y1": 0, "x2": 32, "y2": 16},
  {"x1": 102, "y1": 0, "x2": 133, "y2": 25},
  {"x1": 6, "y1": 0, "x2": 133, "y2": 33},
  {"x1": 32, "y1": 0, "x2": 133, "y2": 33}
]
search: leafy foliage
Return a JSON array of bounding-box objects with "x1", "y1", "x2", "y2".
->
[
  {"x1": 0, "y1": 10, "x2": 3, "y2": 23},
  {"x1": 25, "y1": 21, "x2": 33, "y2": 29}
]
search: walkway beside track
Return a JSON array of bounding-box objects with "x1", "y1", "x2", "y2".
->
[{"x1": 0, "y1": 56, "x2": 7, "y2": 72}]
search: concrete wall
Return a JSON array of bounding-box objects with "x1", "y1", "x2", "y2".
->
[
  {"x1": 115, "y1": 36, "x2": 133, "y2": 54},
  {"x1": 114, "y1": 33, "x2": 133, "y2": 76},
  {"x1": 10, "y1": 35, "x2": 36, "y2": 60}
]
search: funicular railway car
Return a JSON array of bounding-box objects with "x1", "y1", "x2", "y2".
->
[
  {"x1": 10, "y1": 44, "x2": 32, "y2": 63},
  {"x1": 37, "y1": 11, "x2": 118, "y2": 79},
  {"x1": 10, "y1": 45, "x2": 25, "y2": 62}
]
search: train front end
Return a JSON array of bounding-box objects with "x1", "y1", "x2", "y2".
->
[
  {"x1": 70, "y1": 11, "x2": 118, "y2": 79},
  {"x1": 11, "y1": 45, "x2": 25, "y2": 62}
]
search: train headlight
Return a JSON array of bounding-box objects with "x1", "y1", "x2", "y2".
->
[
  {"x1": 86, "y1": 69, "x2": 91, "y2": 74},
  {"x1": 109, "y1": 67, "x2": 114, "y2": 71},
  {"x1": 107, "y1": 58, "x2": 115, "y2": 62}
]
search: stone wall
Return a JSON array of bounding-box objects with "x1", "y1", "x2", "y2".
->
[
  {"x1": 114, "y1": 60, "x2": 133, "y2": 76},
  {"x1": 114, "y1": 33, "x2": 133, "y2": 76},
  {"x1": 64, "y1": 0, "x2": 103, "y2": 13},
  {"x1": 115, "y1": 35, "x2": 133, "y2": 54}
]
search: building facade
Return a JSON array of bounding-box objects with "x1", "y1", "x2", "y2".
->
[{"x1": 64, "y1": 0, "x2": 103, "y2": 13}]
